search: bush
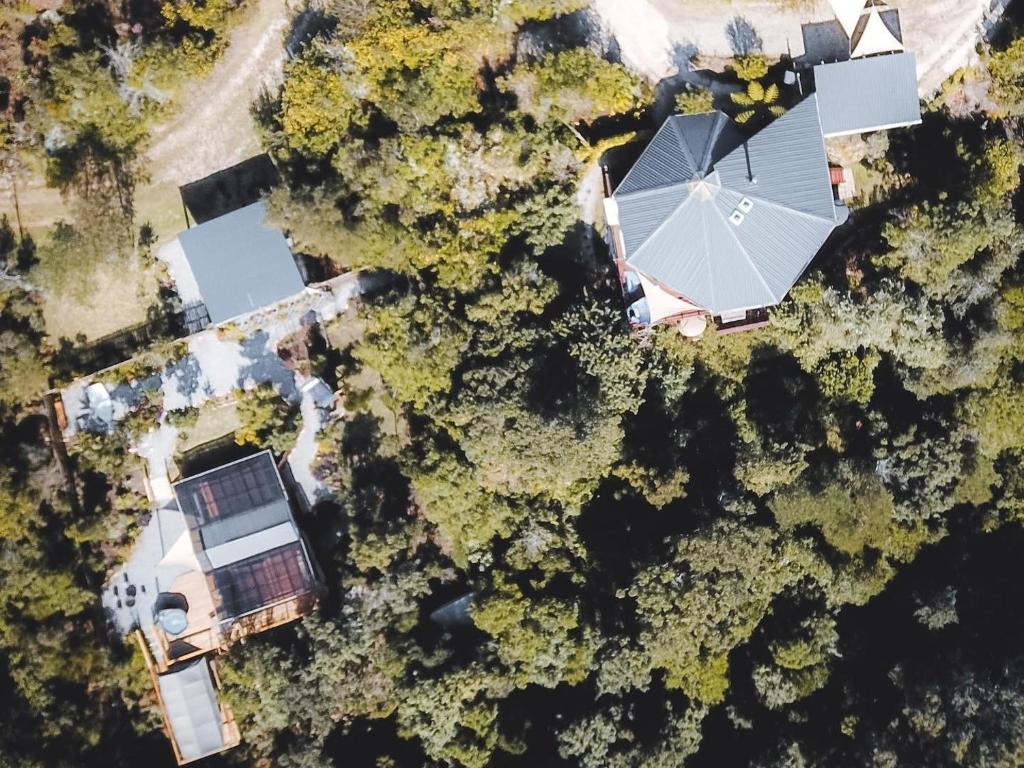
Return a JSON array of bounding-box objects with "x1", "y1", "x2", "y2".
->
[
  {"x1": 675, "y1": 87, "x2": 714, "y2": 115},
  {"x1": 732, "y1": 54, "x2": 770, "y2": 82}
]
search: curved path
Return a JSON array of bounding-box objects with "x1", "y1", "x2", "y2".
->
[
  {"x1": 145, "y1": 0, "x2": 291, "y2": 187},
  {"x1": 2, "y1": 0, "x2": 292, "y2": 233}
]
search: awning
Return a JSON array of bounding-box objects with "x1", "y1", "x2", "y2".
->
[
  {"x1": 636, "y1": 271, "x2": 704, "y2": 324},
  {"x1": 851, "y1": 6, "x2": 904, "y2": 57},
  {"x1": 828, "y1": 0, "x2": 867, "y2": 38}
]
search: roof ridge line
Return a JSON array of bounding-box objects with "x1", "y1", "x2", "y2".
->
[
  {"x1": 701, "y1": 196, "x2": 716, "y2": 311},
  {"x1": 615, "y1": 181, "x2": 693, "y2": 201},
  {"x1": 669, "y1": 116, "x2": 699, "y2": 174},
  {"x1": 625, "y1": 189, "x2": 698, "y2": 266},
  {"x1": 699, "y1": 113, "x2": 727, "y2": 173}
]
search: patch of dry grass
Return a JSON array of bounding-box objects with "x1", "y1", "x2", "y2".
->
[{"x1": 38, "y1": 248, "x2": 161, "y2": 343}]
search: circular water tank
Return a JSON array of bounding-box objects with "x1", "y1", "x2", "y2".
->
[
  {"x1": 678, "y1": 314, "x2": 708, "y2": 338},
  {"x1": 157, "y1": 608, "x2": 189, "y2": 636}
]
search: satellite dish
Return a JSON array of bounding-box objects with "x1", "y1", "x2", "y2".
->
[{"x1": 157, "y1": 608, "x2": 189, "y2": 636}]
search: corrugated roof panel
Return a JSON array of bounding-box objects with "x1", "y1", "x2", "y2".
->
[
  {"x1": 158, "y1": 659, "x2": 226, "y2": 761},
  {"x1": 616, "y1": 119, "x2": 696, "y2": 195},
  {"x1": 178, "y1": 201, "x2": 305, "y2": 324},
  {"x1": 722, "y1": 191, "x2": 839, "y2": 300},
  {"x1": 814, "y1": 52, "x2": 921, "y2": 137},
  {"x1": 675, "y1": 112, "x2": 723, "y2": 173},
  {"x1": 703, "y1": 200, "x2": 777, "y2": 311},
  {"x1": 627, "y1": 195, "x2": 715, "y2": 309},
  {"x1": 616, "y1": 186, "x2": 689, "y2": 257},
  {"x1": 716, "y1": 96, "x2": 839, "y2": 221}
]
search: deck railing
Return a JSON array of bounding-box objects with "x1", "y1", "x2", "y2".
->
[{"x1": 716, "y1": 308, "x2": 771, "y2": 335}]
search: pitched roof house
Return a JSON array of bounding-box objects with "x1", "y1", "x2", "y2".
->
[
  {"x1": 607, "y1": 96, "x2": 848, "y2": 333},
  {"x1": 814, "y1": 52, "x2": 921, "y2": 137},
  {"x1": 607, "y1": 2, "x2": 922, "y2": 336},
  {"x1": 109, "y1": 451, "x2": 318, "y2": 764},
  {"x1": 807, "y1": 1, "x2": 922, "y2": 137},
  {"x1": 154, "y1": 451, "x2": 318, "y2": 668}
]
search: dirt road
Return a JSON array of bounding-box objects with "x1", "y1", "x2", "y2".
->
[
  {"x1": 592, "y1": 0, "x2": 998, "y2": 96},
  {"x1": 145, "y1": 0, "x2": 290, "y2": 188},
  {"x1": 1, "y1": 0, "x2": 291, "y2": 236}
]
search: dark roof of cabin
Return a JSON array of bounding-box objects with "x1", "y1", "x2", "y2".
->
[
  {"x1": 174, "y1": 451, "x2": 292, "y2": 550},
  {"x1": 179, "y1": 154, "x2": 280, "y2": 225}
]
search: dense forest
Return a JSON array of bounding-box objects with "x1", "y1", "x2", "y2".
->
[{"x1": 3, "y1": 0, "x2": 1024, "y2": 767}]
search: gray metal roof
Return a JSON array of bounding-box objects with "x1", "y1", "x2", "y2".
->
[
  {"x1": 158, "y1": 659, "x2": 226, "y2": 761},
  {"x1": 197, "y1": 499, "x2": 293, "y2": 550},
  {"x1": 178, "y1": 201, "x2": 305, "y2": 324},
  {"x1": 614, "y1": 97, "x2": 846, "y2": 316},
  {"x1": 814, "y1": 52, "x2": 921, "y2": 137},
  {"x1": 204, "y1": 520, "x2": 299, "y2": 568},
  {"x1": 616, "y1": 111, "x2": 743, "y2": 196}
]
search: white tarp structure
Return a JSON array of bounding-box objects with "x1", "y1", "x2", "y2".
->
[
  {"x1": 829, "y1": 0, "x2": 905, "y2": 58},
  {"x1": 158, "y1": 659, "x2": 227, "y2": 762},
  {"x1": 851, "y1": 6, "x2": 905, "y2": 57},
  {"x1": 828, "y1": 0, "x2": 868, "y2": 37},
  {"x1": 636, "y1": 272, "x2": 703, "y2": 324}
]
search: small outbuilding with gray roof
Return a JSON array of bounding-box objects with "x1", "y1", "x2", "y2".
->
[
  {"x1": 177, "y1": 201, "x2": 305, "y2": 326},
  {"x1": 814, "y1": 52, "x2": 922, "y2": 137},
  {"x1": 157, "y1": 658, "x2": 238, "y2": 763}
]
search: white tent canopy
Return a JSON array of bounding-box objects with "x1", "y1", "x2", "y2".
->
[
  {"x1": 636, "y1": 271, "x2": 703, "y2": 324},
  {"x1": 828, "y1": 0, "x2": 868, "y2": 37},
  {"x1": 851, "y1": 6, "x2": 905, "y2": 57}
]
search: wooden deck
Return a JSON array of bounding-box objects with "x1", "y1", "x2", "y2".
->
[
  {"x1": 715, "y1": 308, "x2": 771, "y2": 335},
  {"x1": 223, "y1": 591, "x2": 318, "y2": 643},
  {"x1": 135, "y1": 630, "x2": 241, "y2": 766}
]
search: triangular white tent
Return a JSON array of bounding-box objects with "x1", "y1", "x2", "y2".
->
[
  {"x1": 851, "y1": 6, "x2": 905, "y2": 58},
  {"x1": 637, "y1": 272, "x2": 703, "y2": 324},
  {"x1": 828, "y1": 0, "x2": 868, "y2": 38}
]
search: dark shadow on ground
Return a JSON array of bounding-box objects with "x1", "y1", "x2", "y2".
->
[
  {"x1": 726, "y1": 16, "x2": 763, "y2": 55},
  {"x1": 514, "y1": 8, "x2": 604, "y2": 62}
]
